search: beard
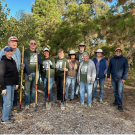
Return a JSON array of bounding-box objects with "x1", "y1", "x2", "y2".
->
[{"x1": 80, "y1": 48, "x2": 84, "y2": 51}]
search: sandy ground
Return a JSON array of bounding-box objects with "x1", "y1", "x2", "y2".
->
[{"x1": 0, "y1": 80, "x2": 135, "y2": 134}]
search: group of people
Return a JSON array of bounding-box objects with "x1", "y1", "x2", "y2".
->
[{"x1": 0, "y1": 36, "x2": 129, "y2": 124}]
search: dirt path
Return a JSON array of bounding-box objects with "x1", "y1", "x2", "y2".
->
[{"x1": 0, "y1": 80, "x2": 135, "y2": 134}]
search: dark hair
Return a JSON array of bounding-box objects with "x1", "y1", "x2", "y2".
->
[{"x1": 68, "y1": 54, "x2": 77, "y2": 59}]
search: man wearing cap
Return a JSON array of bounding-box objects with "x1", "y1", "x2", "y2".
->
[
  {"x1": 107, "y1": 48, "x2": 128, "y2": 112},
  {"x1": 65, "y1": 50, "x2": 79, "y2": 102},
  {"x1": 23, "y1": 39, "x2": 42, "y2": 109},
  {"x1": 92, "y1": 49, "x2": 108, "y2": 103},
  {"x1": 75, "y1": 43, "x2": 87, "y2": 99},
  {"x1": 0, "y1": 46, "x2": 18, "y2": 123},
  {"x1": 40, "y1": 48, "x2": 55, "y2": 102},
  {"x1": 0, "y1": 36, "x2": 22, "y2": 110}
]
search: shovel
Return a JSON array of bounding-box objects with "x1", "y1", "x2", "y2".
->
[
  {"x1": 35, "y1": 53, "x2": 38, "y2": 111},
  {"x1": 46, "y1": 64, "x2": 51, "y2": 110},
  {"x1": 19, "y1": 46, "x2": 24, "y2": 111},
  {"x1": 61, "y1": 62, "x2": 66, "y2": 110}
]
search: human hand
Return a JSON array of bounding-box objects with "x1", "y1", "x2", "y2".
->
[
  {"x1": 20, "y1": 63, "x2": 25, "y2": 70},
  {"x1": 28, "y1": 75, "x2": 32, "y2": 81},
  {"x1": 64, "y1": 68, "x2": 68, "y2": 71},
  {"x1": 121, "y1": 79, "x2": 125, "y2": 84},
  {"x1": 48, "y1": 60, "x2": 52, "y2": 66},
  {"x1": 35, "y1": 47, "x2": 40, "y2": 54},
  {"x1": 2, "y1": 89, "x2": 6, "y2": 95}
]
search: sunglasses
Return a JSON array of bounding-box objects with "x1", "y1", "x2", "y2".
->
[
  {"x1": 30, "y1": 43, "x2": 37, "y2": 45},
  {"x1": 80, "y1": 45, "x2": 85, "y2": 47}
]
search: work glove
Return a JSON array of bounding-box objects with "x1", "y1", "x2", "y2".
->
[
  {"x1": 35, "y1": 48, "x2": 40, "y2": 54},
  {"x1": 40, "y1": 77, "x2": 43, "y2": 83},
  {"x1": 48, "y1": 60, "x2": 52, "y2": 66},
  {"x1": 15, "y1": 85, "x2": 19, "y2": 90},
  {"x1": 28, "y1": 75, "x2": 32, "y2": 81},
  {"x1": 20, "y1": 63, "x2": 25, "y2": 70},
  {"x1": 2, "y1": 89, "x2": 6, "y2": 95}
]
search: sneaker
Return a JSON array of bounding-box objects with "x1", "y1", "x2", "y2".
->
[
  {"x1": 118, "y1": 106, "x2": 123, "y2": 112},
  {"x1": 1, "y1": 119, "x2": 14, "y2": 124},
  {"x1": 93, "y1": 98, "x2": 97, "y2": 103},
  {"x1": 110, "y1": 102, "x2": 118, "y2": 106},
  {"x1": 100, "y1": 99, "x2": 103, "y2": 104},
  {"x1": 88, "y1": 103, "x2": 91, "y2": 108},
  {"x1": 81, "y1": 103, "x2": 84, "y2": 106},
  {"x1": 25, "y1": 105, "x2": 29, "y2": 110},
  {"x1": 30, "y1": 103, "x2": 36, "y2": 107},
  {"x1": 9, "y1": 114, "x2": 16, "y2": 119}
]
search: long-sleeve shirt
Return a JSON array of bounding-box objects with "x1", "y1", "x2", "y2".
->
[
  {"x1": 0, "y1": 47, "x2": 21, "y2": 72},
  {"x1": 107, "y1": 55, "x2": 128, "y2": 80}
]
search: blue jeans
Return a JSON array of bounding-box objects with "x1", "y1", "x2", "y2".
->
[
  {"x1": 2, "y1": 85, "x2": 15, "y2": 121},
  {"x1": 65, "y1": 77, "x2": 76, "y2": 99},
  {"x1": 75, "y1": 80, "x2": 79, "y2": 95},
  {"x1": 24, "y1": 72, "x2": 39, "y2": 105},
  {"x1": 111, "y1": 78, "x2": 124, "y2": 106},
  {"x1": 80, "y1": 82, "x2": 93, "y2": 104},
  {"x1": 93, "y1": 78, "x2": 105, "y2": 100},
  {"x1": 42, "y1": 77, "x2": 54, "y2": 101}
]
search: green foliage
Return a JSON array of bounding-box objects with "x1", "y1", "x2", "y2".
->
[{"x1": 125, "y1": 79, "x2": 131, "y2": 85}]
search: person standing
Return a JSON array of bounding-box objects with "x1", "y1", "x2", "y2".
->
[
  {"x1": 41, "y1": 48, "x2": 55, "y2": 102},
  {"x1": 0, "y1": 46, "x2": 18, "y2": 123},
  {"x1": 92, "y1": 49, "x2": 108, "y2": 103},
  {"x1": 77, "y1": 52, "x2": 96, "y2": 107},
  {"x1": 55, "y1": 49, "x2": 69, "y2": 103},
  {"x1": 65, "y1": 50, "x2": 79, "y2": 103},
  {"x1": 107, "y1": 48, "x2": 128, "y2": 112},
  {"x1": 23, "y1": 39, "x2": 42, "y2": 109},
  {"x1": 0, "y1": 36, "x2": 22, "y2": 110},
  {"x1": 75, "y1": 43, "x2": 86, "y2": 99}
]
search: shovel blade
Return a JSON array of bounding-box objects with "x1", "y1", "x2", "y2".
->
[
  {"x1": 46, "y1": 102, "x2": 51, "y2": 110},
  {"x1": 60, "y1": 102, "x2": 66, "y2": 110}
]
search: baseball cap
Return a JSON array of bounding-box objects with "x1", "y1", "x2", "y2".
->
[
  {"x1": 8, "y1": 36, "x2": 18, "y2": 42},
  {"x1": 4, "y1": 46, "x2": 13, "y2": 52},
  {"x1": 43, "y1": 48, "x2": 49, "y2": 52},
  {"x1": 115, "y1": 48, "x2": 122, "y2": 52}
]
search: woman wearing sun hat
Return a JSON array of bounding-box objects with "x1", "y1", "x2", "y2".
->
[
  {"x1": 65, "y1": 50, "x2": 79, "y2": 103},
  {"x1": 92, "y1": 49, "x2": 108, "y2": 104}
]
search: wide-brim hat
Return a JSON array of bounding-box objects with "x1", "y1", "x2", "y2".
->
[
  {"x1": 68, "y1": 50, "x2": 76, "y2": 56},
  {"x1": 94, "y1": 49, "x2": 105, "y2": 54}
]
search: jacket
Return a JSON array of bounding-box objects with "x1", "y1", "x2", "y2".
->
[
  {"x1": 66, "y1": 59, "x2": 79, "y2": 78},
  {"x1": 77, "y1": 59, "x2": 96, "y2": 83},
  {"x1": 0, "y1": 55, "x2": 18, "y2": 90},
  {"x1": 107, "y1": 55, "x2": 128, "y2": 80},
  {"x1": 93, "y1": 57, "x2": 108, "y2": 78}
]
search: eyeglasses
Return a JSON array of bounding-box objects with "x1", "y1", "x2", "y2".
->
[{"x1": 30, "y1": 43, "x2": 37, "y2": 45}]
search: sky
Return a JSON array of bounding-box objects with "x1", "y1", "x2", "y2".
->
[
  {"x1": 2, "y1": 0, "x2": 35, "y2": 19},
  {"x1": 2, "y1": 0, "x2": 116, "y2": 20}
]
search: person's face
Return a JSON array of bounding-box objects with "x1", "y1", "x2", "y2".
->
[
  {"x1": 96, "y1": 52, "x2": 102, "y2": 57},
  {"x1": 79, "y1": 45, "x2": 85, "y2": 51},
  {"x1": 83, "y1": 54, "x2": 89, "y2": 61},
  {"x1": 29, "y1": 40, "x2": 37, "y2": 50},
  {"x1": 44, "y1": 51, "x2": 49, "y2": 57},
  {"x1": 115, "y1": 50, "x2": 122, "y2": 56},
  {"x1": 8, "y1": 40, "x2": 17, "y2": 49},
  {"x1": 58, "y1": 51, "x2": 64, "y2": 58},
  {"x1": 70, "y1": 54, "x2": 75, "y2": 59},
  {"x1": 6, "y1": 50, "x2": 13, "y2": 58}
]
